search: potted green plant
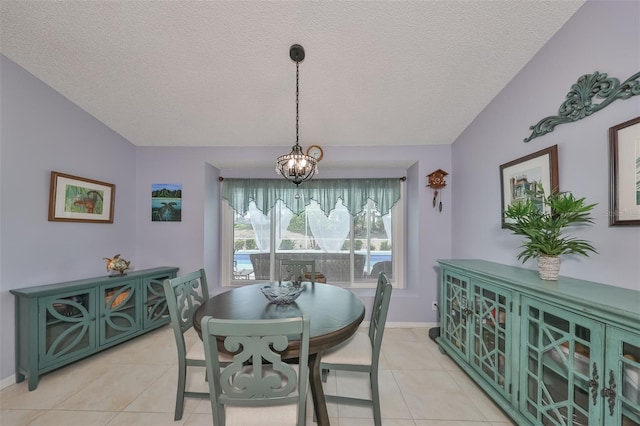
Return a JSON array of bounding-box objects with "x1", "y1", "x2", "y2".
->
[{"x1": 503, "y1": 186, "x2": 597, "y2": 280}]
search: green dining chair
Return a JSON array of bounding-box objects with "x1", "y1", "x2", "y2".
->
[
  {"x1": 280, "y1": 259, "x2": 316, "y2": 284},
  {"x1": 163, "y1": 269, "x2": 231, "y2": 421},
  {"x1": 318, "y1": 272, "x2": 392, "y2": 426},
  {"x1": 201, "y1": 315, "x2": 310, "y2": 426}
]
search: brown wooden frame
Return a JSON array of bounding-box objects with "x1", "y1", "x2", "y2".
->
[
  {"x1": 48, "y1": 171, "x2": 115, "y2": 223},
  {"x1": 609, "y1": 116, "x2": 640, "y2": 226},
  {"x1": 499, "y1": 145, "x2": 559, "y2": 228}
]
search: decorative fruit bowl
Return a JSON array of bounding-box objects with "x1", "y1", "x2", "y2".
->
[{"x1": 260, "y1": 283, "x2": 304, "y2": 305}]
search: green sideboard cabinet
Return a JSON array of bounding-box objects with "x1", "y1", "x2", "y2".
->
[
  {"x1": 11, "y1": 267, "x2": 178, "y2": 391},
  {"x1": 440, "y1": 268, "x2": 515, "y2": 403},
  {"x1": 437, "y1": 260, "x2": 640, "y2": 426}
]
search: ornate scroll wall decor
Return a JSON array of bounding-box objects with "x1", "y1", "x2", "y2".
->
[{"x1": 524, "y1": 71, "x2": 640, "y2": 143}]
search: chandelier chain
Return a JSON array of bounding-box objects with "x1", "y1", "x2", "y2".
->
[
  {"x1": 296, "y1": 61, "x2": 299, "y2": 144},
  {"x1": 275, "y1": 43, "x2": 317, "y2": 186}
]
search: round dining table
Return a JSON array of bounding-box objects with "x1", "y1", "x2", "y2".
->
[{"x1": 192, "y1": 281, "x2": 365, "y2": 426}]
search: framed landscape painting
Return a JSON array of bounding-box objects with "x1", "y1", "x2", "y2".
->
[
  {"x1": 499, "y1": 145, "x2": 559, "y2": 228},
  {"x1": 151, "y1": 183, "x2": 182, "y2": 222},
  {"x1": 48, "y1": 171, "x2": 115, "y2": 223},
  {"x1": 609, "y1": 116, "x2": 640, "y2": 226}
]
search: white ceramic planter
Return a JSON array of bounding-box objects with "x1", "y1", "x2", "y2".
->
[{"x1": 538, "y1": 255, "x2": 561, "y2": 281}]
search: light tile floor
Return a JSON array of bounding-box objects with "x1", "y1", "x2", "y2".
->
[{"x1": 0, "y1": 326, "x2": 515, "y2": 425}]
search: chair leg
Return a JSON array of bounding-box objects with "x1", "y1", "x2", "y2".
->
[
  {"x1": 174, "y1": 360, "x2": 187, "y2": 421},
  {"x1": 371, "y1": 370, "x2": 381, "y2": 426},
  {"x1": 313, "y1": 368, "x2": 327, "y2": 423}
]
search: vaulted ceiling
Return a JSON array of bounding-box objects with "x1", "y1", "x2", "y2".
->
[{"x1": 1, "y1": 1, "x2": 584, "y2": 149}]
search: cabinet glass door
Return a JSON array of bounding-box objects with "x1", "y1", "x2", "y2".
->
[
  {"x1": 442, "y1": 271, "x2": 470, "y2": 359},
  {"x1": 39, "y1": 289, "x2": 96, "y2": 368},
  {"x1": 470, "y1": 281, "x2": 512, "y2": 398},
  {"x1": 605, "y1": 327, "x2": 640, "y2": 426},
  {"x1": 520, "y1": 297, "x2": 604, "y2": 426},
  {"x1": 100, "y1": 281, "x2": 139, "y2": 345},
  {"x1": 142, "y1": 274, "x2": 171, "y2": 329}
]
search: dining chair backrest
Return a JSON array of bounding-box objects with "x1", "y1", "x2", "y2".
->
[
  {"x1": 369, "y1": 260, "x2": 393, "y2": 279},
  {"x1": 280, "y1": 259, "x2": 316, "y2": 284},
  {"x1": 369, "y1": 272, "x2": 392, "y2": 364},
  {"x1": 201, "y1": 315, "x2": 310, "y2": 425},
  {"x1": 318, "y1": 271, "x2": 392, "y2": 426},
  {"x1": 162, "y1": 269, "x2": 211, "y2": 420},
  {"x1": 164, "y1": 269, "x2": 209, "y2": 341}
]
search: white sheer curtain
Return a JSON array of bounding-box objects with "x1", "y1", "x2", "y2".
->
[
  {"x1": 306, "y1": 200, "x2": 351, "y2": 253},
  {"x1": 249, "y1": 201, "x2": 292, "y2": 252},
  {"x1": 382, "y1": 213, "x2": 392, "y2": 244}
]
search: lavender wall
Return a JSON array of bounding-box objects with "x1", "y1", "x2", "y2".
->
[
  {"x1": 0, "y1": 56, "x2": 138, "y2": 383},
  {"x1": 0, "y1": 51, "x2": 452, "y2": 384},
  {"x1": 3, "y1": 0, "x2": 635, "y2": 389},
  {"x1": 133, "y1": 145, "x2": 453, "y2": 325},
  {"x1": 452, "y1": 0, "x2": 640, "y2": 289}
]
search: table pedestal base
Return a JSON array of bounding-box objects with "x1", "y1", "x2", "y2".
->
[{"x1": 309, "y1": 352, "x2": 330, "y2": 425}]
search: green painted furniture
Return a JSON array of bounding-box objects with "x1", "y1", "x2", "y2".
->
[
  {"x1": 438, "y1": 259, "x2": 640, "y2": 426},
  {"x1": 280, "y1": 259, "x2": 316, "y2": 284},
  {"x1": 163, "y1": 269, "x2": 232, "y2": 421},
  {"x1": 319, "y1": 272, "x2": 392, "y2": 426},
  {"x1": 192, "y1": 281, "x2": 365, "y2": 426},
  {"x1": 11, "y1": 266, "x2": 178, "y2": 391},
  {"x1": 163, "y1": 269, "x2": 209, "y2": 420},
  {"x1": 201, "y1": 315, "x2": 310, "y2": 425}
]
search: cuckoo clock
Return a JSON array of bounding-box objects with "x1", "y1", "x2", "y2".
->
[{"x1": 427, "y1": 169, "x2": 448, "y2": 212}]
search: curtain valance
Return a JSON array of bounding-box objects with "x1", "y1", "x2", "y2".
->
[{"x1": 221, "y1": 178, "x2": 402, "y2": 217}]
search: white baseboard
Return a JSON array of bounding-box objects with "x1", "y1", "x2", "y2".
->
[{"x1": 1, "y1": 374, "x2": 16, "y2": 390}]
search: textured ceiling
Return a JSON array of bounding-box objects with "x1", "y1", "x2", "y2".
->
[{"x1": 1, "y1": 1, "x2": 585, "y2": 149}]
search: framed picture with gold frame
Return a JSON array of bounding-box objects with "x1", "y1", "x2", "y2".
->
[
  {"x1": 609, "y1": 116, "x2": 640, "y2": 226},
  {"x1": 48, "y1": 171, "x2": 115, "y2": 223}
]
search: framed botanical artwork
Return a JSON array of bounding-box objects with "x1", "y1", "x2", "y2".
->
[
  {"x1": 609, "y1": 116, "x2": 640, "y2": 226},
  {"x1": 48, "y1": 171, "x2": 115, "y2": 223},
  {"x1": 499, "y1": 145, "x2": 559, "y2": 228}
]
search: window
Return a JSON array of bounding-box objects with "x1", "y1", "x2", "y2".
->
[{"x1": 221, "y1": 178, "x2": 404, "y2": 288}]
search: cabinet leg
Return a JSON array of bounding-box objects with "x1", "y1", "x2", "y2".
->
[
  {"x1": 28, "y1": 374, "x2": 38, "y2": 391},
  {"x1": 15, "y1": 371, "x2": 25, "y2": 383}
]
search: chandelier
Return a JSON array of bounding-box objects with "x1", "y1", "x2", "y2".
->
[{"x1": 275, "y1": 44, "x2": 318, "y2": 186}]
